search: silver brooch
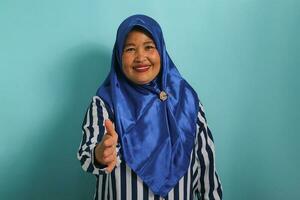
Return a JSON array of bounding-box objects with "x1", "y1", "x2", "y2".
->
[{"x1": 159, "y1": 91, "x2": 168, "y2": 101}]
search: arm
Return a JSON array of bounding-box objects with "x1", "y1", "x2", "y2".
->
[
  {"x1": 77, "y1": 96, "x2": 121, "y2": 175},
  {"x1": 195, "y1": 102, "x2": 223, "y2": 200}
]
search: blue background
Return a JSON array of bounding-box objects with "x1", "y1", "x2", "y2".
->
[{"x1": 1, "y1": 0, "x2": 299, "y2": 199}]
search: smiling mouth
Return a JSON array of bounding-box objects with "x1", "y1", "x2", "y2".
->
[{"x1": 133, "y1": 65, "x2": 150, "y2": 72}]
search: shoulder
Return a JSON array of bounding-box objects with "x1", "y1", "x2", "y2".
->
[
  {"x1": 196, "y1": 100, "x2": 208, "y2": 127},
  {"x1": 91, "y1": 96, "x2": 114, "y2": 121},
  {"x1": 92, "y1": 96, "x2": 107, "y2": 108}
]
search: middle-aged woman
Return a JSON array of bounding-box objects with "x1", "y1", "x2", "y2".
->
[{"x1": 78, "y1": 14, "x2": 223, "y2": 200}]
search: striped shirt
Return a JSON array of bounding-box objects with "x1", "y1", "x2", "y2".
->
[{"x1": 77, "y1": 96, "x2": 222, "y2": 200}]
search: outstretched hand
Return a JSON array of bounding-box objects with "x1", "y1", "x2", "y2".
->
[{"x1": 95, "y1": 119, "x2": 118, "y2": 173}]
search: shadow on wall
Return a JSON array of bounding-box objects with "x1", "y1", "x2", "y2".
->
[{"x1": 22, "y1": 43, "x2": 111, "y2": 200}]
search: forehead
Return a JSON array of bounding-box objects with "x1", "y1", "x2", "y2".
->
[
  {"x1": 124, "y1": 31, "x2": 154, "y2": 43},
  {"x1": 124, "y1": 26, "x2": 155, "y2": 44}
]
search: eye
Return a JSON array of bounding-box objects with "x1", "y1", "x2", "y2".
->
[
  {"x1": 124, "y1": 47, "x2": 135, "y2": 52},
  {"x1": 145, "y1": 45, "x2": 156, "y2": 51}
]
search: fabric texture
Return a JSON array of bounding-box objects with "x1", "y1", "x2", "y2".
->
[
  {"x1": 77, "y1": 96, "x2": 223, "y2": 200},
  {"x1": 96, "y1": 14, "x2": 199, "y2": 196}
]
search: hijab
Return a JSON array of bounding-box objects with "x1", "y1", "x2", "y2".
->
[{"x1": 97, "y1": 14, "x2": 199, "y2": 196}]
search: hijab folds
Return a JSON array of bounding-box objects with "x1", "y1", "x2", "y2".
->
[{"x1": 97, "y1": 14, "x2": 199, "y2": 197}]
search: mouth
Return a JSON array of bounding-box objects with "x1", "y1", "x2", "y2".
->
[{"x1": 133, "y1": 65, "x2": 150, "y2": 73}]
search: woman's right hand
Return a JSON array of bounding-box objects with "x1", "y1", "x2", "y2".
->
[{"x1": 95, "y1": 119, "x2": 118, "y2": 173}]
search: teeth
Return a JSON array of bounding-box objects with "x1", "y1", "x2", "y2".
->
[{"x1": 134, "y1": 66, "x2": 149, "y2": 70}]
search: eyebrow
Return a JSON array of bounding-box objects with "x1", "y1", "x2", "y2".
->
[
  {"x1": 144, "y1": 41, "x2": 155, "y2": 45},
  {"x1": 124, "y1": 41, "x2": 155, "y2": 47},
  {"x1": 123, "y1": 43, "x2": 135, "y2": 47}
]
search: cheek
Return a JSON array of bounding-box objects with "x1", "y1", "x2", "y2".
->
[
  {"x1": 122, "y1": 55, "x2": 132, "y2": 70},
  {"x1": 152, "y1": 53, "x2": 161, "y2": 68}
]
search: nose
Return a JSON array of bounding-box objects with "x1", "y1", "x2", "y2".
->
[{"x1": 134, "y1": 48, "x2": 145, "y2": 62}]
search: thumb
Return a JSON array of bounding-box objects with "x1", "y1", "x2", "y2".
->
[{"x1": 105, "y1": 119, "x2": 116, "y2": 136}]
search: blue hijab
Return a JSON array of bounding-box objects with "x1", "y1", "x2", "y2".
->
[{"x1": 97, "y1": 14, "x2": 199, "y2": 196}]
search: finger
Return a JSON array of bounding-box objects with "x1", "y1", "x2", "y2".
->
[
  {"x1": 102, "y1": 132, "x2": 117, "y2": 144},
  {"x1": 103, "y1": 136, "x2": 117, "y2": 147},
  {"x1": 102, "y1": 153, "x2": 116, "y2": 164},
  {"x1": 106, "y1": 159, "x2": 117, "y2": 173},
  {"x1": 104, "y1": 120, "x2": 118, "y2": 144},
  {"x1": 105, "y1": 119, "x2": 117, "y2": 137},
  {"x1": 103, "y1": 146, "x2": 115, "y2": 157}
]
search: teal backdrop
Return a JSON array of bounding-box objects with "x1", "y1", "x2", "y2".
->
[{"x1": 1, "y1": 0, "x2": 299, "y2": 199}]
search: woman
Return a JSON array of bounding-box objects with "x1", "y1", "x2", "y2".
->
[{"x1": 77, "y1": 14, "x2": 222, "y2": 200}]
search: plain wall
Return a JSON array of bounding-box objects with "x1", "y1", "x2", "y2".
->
[{"x1": 0, "y1": 0, "x2": 299, "y2": 199}]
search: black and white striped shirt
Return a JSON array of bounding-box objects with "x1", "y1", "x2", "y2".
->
[{"x1": 78, "y1": 96, "x2": 222, "y2": 200}]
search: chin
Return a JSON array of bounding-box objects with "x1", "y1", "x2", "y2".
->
[
  {"x1": 132, "y1": 76, "x2": 152, "y2": 85},
  {"x1": 135, "y1": 80, "x2": 150, "y2": 85}
]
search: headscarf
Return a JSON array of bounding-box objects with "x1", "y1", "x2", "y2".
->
[{"x1": 97, "y1": 14, "x2": 199, "y2": 197}]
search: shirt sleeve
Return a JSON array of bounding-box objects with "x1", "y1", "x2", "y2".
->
[
  {"x1": 77, "y1": 96, "x2": 121, "y2": 175},
  {"x1": 195, "y1": 102, "x2": 223, "y2": 200}
]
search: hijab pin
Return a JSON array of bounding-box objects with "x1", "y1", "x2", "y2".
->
[{"x1": 159, "y1": 91, "x2": 168, "y2": 101}]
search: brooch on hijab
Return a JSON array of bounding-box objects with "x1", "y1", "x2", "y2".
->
[{"x1": 159, "y1": 91, "x2": 168, "y2": 101}]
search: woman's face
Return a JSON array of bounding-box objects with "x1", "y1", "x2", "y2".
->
[{"x1": 122, "y1": 30, "x2": 161, "y2": 85}]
